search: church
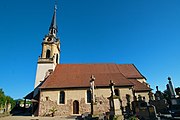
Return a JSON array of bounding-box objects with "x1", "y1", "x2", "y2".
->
[{"x1": 25, "y1": 5, "x2": 151, "y2": 117}]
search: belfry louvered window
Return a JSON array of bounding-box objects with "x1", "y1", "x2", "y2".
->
[{"x1": 46, "y1": 49, "x2": 51, "y2": 58}]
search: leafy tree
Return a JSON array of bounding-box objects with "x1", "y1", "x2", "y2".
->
[
  {"x1": 0, "y1": 88, "x2": 15, "y2": 110},
  {"x1": 0, "y1": 89, "x2": 6, "y2": 108},
  {"x1": 6, "y1": 96, "x2": 16, "y2": 108}
]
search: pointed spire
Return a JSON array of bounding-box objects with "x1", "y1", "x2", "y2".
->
[{"x1": 49, "y1": 4, "x2": 58, "y2": 36}]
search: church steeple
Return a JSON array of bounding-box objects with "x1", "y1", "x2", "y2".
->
[
  {"x1": 34, "y1": 4, "x2": 60, "y2": 88},
  {"x1": 49, "y1": 5, "x2": 58, "y2": 37}
]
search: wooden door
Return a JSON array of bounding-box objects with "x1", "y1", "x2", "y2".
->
[{"x1": 73, "y1": 100, "x2": 79, "y2": 114}]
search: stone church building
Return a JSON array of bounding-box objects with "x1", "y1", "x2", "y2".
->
[{"x1": 25, "y1": 5, "x2": 151, "y2": 116}]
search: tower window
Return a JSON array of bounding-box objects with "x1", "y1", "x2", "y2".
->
[
  {"x1": 87, "y1": 90, "x2": 91, "y2": 103},
  {"x1": 56, "y1": 54, "x2": 59, "y2": 63},
  {"x1": 46, "y1": 50, "x2": 51, "y2": 58},
  {"x1": 59, "y1": 91, "x2": 65, "y2": 104},
  {"x1": 50, "y1": 29, "x2": 53, "y2": 34}
]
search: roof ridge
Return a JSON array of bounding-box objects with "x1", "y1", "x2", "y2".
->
[{"x1": 57, "y1": 63, "x2": 116, "y2": 65}]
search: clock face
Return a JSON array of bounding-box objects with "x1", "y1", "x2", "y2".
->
[{"x1": 47, "y1": 37, "x2": 52, "y2": 41}]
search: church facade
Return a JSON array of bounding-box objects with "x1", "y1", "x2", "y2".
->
[{"x1": 28, "y1": 5, "x2": 151, "y2": 116}]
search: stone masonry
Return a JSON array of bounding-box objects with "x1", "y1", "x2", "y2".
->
[{"x1": 39, "y1": 96, "x2": 110, "y2": 116}]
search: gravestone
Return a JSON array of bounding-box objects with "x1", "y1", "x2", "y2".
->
[
  {"x1": 108, "y1": 80, "x2": 123, "y2": 120},
  {"x1": 132, "y1": 100, "x2": 157, "y2": 120}
]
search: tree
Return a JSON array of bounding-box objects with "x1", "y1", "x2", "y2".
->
[
  {"x1": 0, "y1": 89, "x2": 6, "y2": 108},
  {"x1": 6, "y1": 96, "x2": 16, "y2": 108},
  {"x1": 0, "y1": 88, "x2": 15, "y2": 111}
]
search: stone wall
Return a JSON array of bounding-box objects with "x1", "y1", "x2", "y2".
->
[
  {"x1": 39, "y1": 99, "x2": 73, "y2": 116},
  {"x1": 93, "y1": 96, "x2": 110, "y2": 115},
  {"x1": 119, "y1": 88, "x2": 134, "y2": 107},
  {"x1": 39, "y1": 92, "x2": 110, "y2": 116},
  {"x1": 38, "y1": 87, "x2": 142, "y2": 116},
  {"x1": 79, "y1": 98, "x2": 90, "y2": 114},
  {"x1": 38, "y1": 96, "x2": 109, "y2": 116}
]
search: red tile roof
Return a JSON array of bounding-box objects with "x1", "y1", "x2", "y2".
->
[
  {"x1": 130, "y1": 80, "x2": 151, "y2": 92},
  {"x1": 117, "y1": 64, "x2": 145, "y2": 79},
  {"x1": 40, "y1": 64, "x2": 146, "y2": 89}
]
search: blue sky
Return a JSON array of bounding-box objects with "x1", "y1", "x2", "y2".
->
[{"x1": 0, "y1": 0, "x2": 180, "y2": 99}]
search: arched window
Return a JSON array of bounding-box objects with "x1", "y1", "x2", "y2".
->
[
  {"x1": 59, "y1": 91, "x2": 65, "y2": 104},
  {"x1": 87, "y1": 90, "x2": 91, "y2": 103},
  {"x1": 114, "y1": 89, "x2": 120, "y2": 96},
  {"x1": 46, "y1": 50, "x2": 51, "y2": 58},
  {"x1": 56, "y1": 54, "x2": 59, "y2": 63}
]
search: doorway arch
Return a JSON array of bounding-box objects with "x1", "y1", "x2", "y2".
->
[{"x1": 73, "y1": 100, "x2": 79, "y2": 114}]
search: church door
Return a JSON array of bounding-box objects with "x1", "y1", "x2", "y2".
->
[{"x1": 73, "y1": 100, "x2": 79, "y2": 114}]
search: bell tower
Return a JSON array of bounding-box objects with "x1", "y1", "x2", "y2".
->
[{"x1": 34, "y1": 5, "x2": 60, "y2": 88}]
